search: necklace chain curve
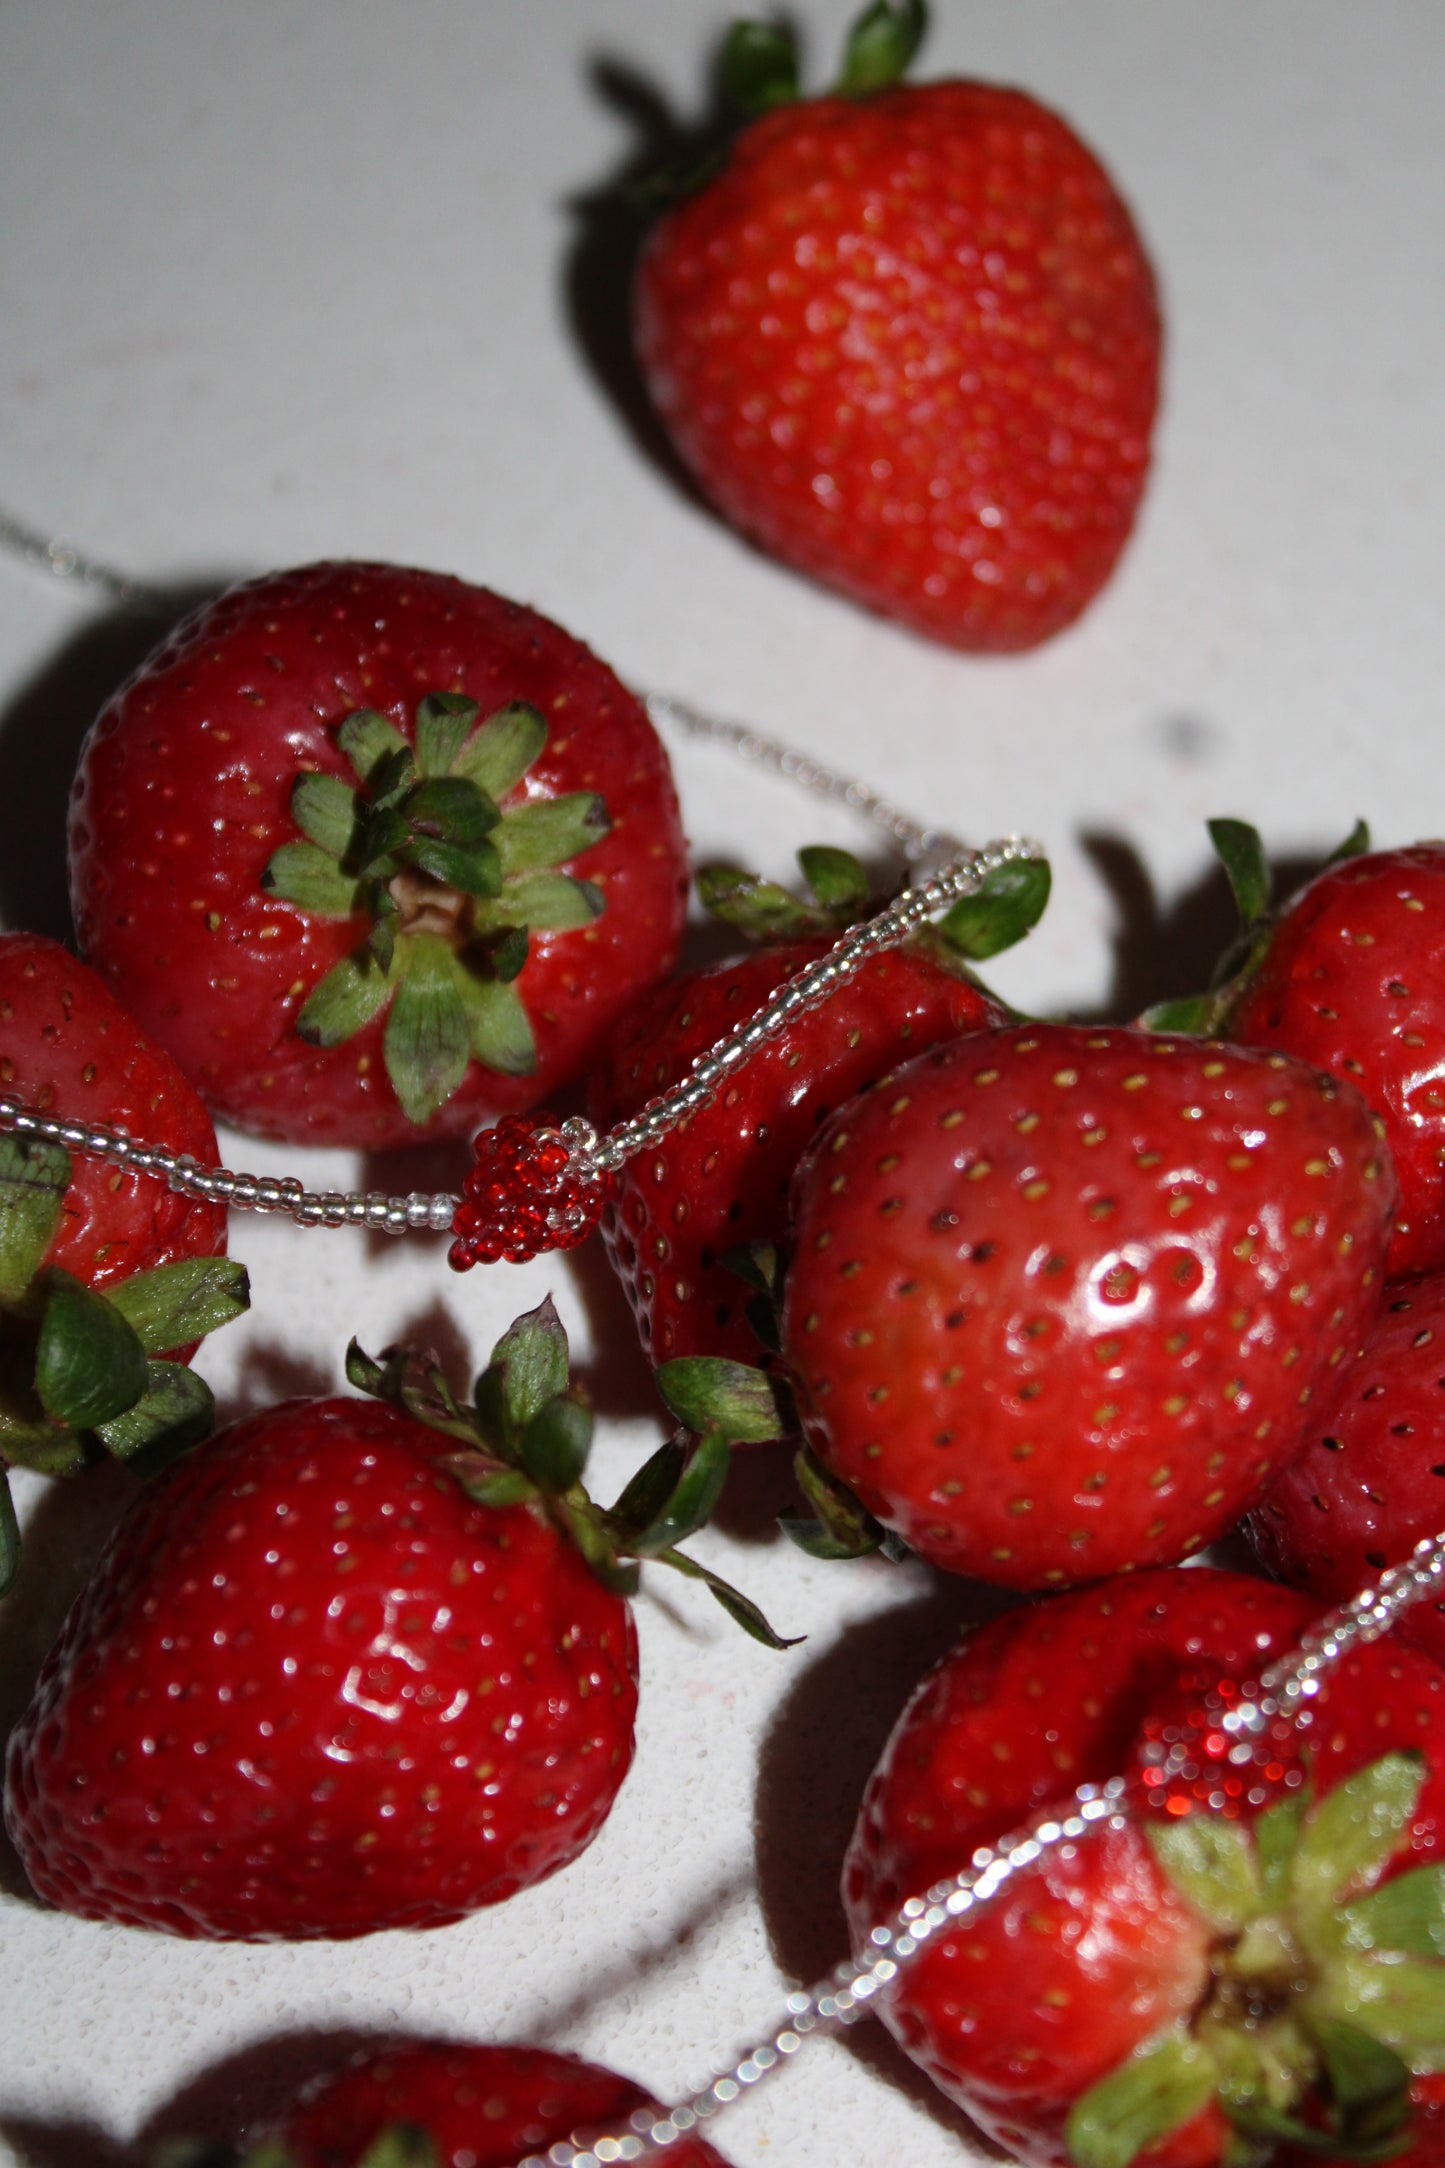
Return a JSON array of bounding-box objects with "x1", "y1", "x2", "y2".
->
[{"x1": 0, "y1": 832, "x2": 1043, "y2": 1264}]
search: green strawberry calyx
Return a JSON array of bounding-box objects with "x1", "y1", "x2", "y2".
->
[
  {"x1": 261, "y1": 694, "x2": 613, "y2": 1126},
  {"x1": 654, "y1": 1334, "x2": 905, "y2": 1565},
  {"x1": 700, "y1": 840, "x2": 1050, "y2": 975},
  {"x1": 724, "y1": 0, "x2": 928, "y2": 120},
  {"x1": 0, "y1": 1131, "x2": 249, "y2": 1595},
  {"x1": 1141, "y1": 817, "x2": 1371, "y2": 1038},
  {"x1": 349, "y1": 1294, "x2": 797, "y2": 1649},
  {"x1": 1068, "y1": 1750, "x2": 1445, "y2": 2168}
]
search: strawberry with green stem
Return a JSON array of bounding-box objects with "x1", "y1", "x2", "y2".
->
[
  {"x1": 157, "y1": 2040, "x2": 734, "y2": 2168},
  {"x1": 844, "y1": 1566, "x2": 1445, "y2": 2168},
  {"x1": 1147, "y1": 822, "x2": 1445, "y2": 1280},
  {"x1": 69, "y1": 561, "x2": 688, "y2": 1148},
  {"x1": 775, "y1": 1023, "x2": 1395, "y2": 1586},
  {"x1": 0, "y1": 932, "x2": 248, "y2": 1591},
  {"x1": 4, "y1": 1296, "x2": 789, "y2": 1939},
  {"x1": 633, "y1": 0, "x2": 1161, "y2": 652},
  {"x1": 589, "y1": 840, "x2": 1047, "y2": 1369}
]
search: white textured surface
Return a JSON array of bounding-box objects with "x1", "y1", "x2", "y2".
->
[{"x1": 1, "y1": 4, "x2": 1444, "y2": 2163}]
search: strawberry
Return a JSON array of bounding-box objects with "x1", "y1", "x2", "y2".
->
[
  {"x1": 0, "y1": 932, "x2": 248, "y2": 1590},
  {"x1": 843, "y1": 1565, "x2": 1445, "y2": 2168},
  {"x1": 1149, "y1": 826, "x2": 1445, "y2": 1281},
  {"x1": 68, "y1": 561, "x2": 689, "y2": 1148},
  {"x1": 3, "y1": 1298, "x2": 784, "y2": 1939},
  {"x1": 780, "y1": 1024, "x2": 1396, "y2": 1586},
  {"x1": 587, "y1": 844, "x2": 1043, "y2": 1367},
  {"x1": 633, "y1": 2, "x2": 1161, "y2": 652},
  {"x1": 1248, "y1": 1270, "x2": 1445, "y2": 1670},
  {"x1": 0, "y1": 931, "x2": 224, "y2": 1291},
  {"x1": 229, "y1": 2038, "x2": 733, "y2": 2167}
]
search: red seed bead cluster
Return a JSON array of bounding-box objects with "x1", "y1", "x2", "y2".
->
[
  {"x1": 448, "y1": 1114, "x2": 614, "y2": 1270},
  {"x1": 1131, "y1": 1666, "x2": 1308, "y2": 1821}
]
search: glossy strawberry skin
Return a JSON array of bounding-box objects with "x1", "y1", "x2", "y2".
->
[
  {"x1": 635, "y1": 82, "x2": 1160, "y2": 653},
  {"x1": 274, "y1": 2040, "x2": 732, "y2": 2168},
  {"x1": 0, "y1": 931, "x2": 224, "y2": 1293},
  {"x1": 843, "y1": 1567, "x2": 1445, "y2": 2168},
  {"x1": 1228, "y1": 845, "x2": 1445, "y2": 1279},
  {"x1": 782, "y1": 1025, "x2": 1396, "y2": 1586},
  {"x1": 3, "y1": 1396, "x2": 638, "y2": 1939},
  {"x1": 68, "y1": 561, "x2": 688, "y2": 1148},
  {"x1": 1249, "y1": 1269, "x2": 1445, "y2": 1667},
  {"x1": 588, "y1": 936, "x2": 1002, "y2": 1365}
]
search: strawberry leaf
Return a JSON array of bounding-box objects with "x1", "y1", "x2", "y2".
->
[
  {"x1": 404, "y1": 776, "x2": 499, "y2": 849},
  {"x1": 440, "y1": 1451, "x2": 536, "y2": 1509},
  {"x1": 655, "y1": 1355, "x2": 793, "y2": 1443},
  {"x1": 34, "y1": 1269, "x2": 149, "y2": 1431},
  {"x1": 458, "y1": 973, "x2": 537, "y2": 1076},
  {"x1": 1309, "y1": 2018, "x2": 1414, "y2": 2148},
  {"x1": 1341, "y1": 1863, "x2": 1445, "y2": 1957},
  {"x1": 798, "y1": 845, "x2": 869, "y2": 917},
  {"x1": 383, "y1": 937, "x2": 471, "y2": 1125},
  {"x1": 1327, "y1": 819, "x2": 1372, "y2": 865},
  {"x1": 781, "y1": 1444, "x2": 884, "y2": 1559},
  {"x1": 414, "y1": 691, "x2": 480, "y2": 779},
  {"x1": 1138, "y1": 994, "x2": 1213, "y2": 1034},
  {"x1": 451, "y1": 701, "x2": 547, "y2": 797},
  {"x1": 291, "y1": 770, "x2": 362, "y2": 856},
  {"x1": 938, "y1": 856, "x2": 1051, "y2": 961},
  {"x1": 608, "y1": 1435, "x2": 688, "y2": 1539},
  {"x1": 95, "y1": 1362, "x2": 214, "y2": 1477},
  {"x1": 402, "y1": 834, "x2": 502, "y2": 897},
  {"x1": 837, "y1": 0, "x2": 927, "y2": 97},
  {"x1": 557, "y1": 1498, "x2": 641, "y2": 1597},
  {"x1": 0, "y1": 1418, "x2": 86, "y2": 1478},
  {"x1": 1147, "y1": 1812, "x2": 1263, "y2": 1932},
  {"x1": 1310, "y1": 1953, "x2": 1445, "y2": 2074},
  {"x1": 484, "y1": 1295, "x2": 571, "y2": 1435},
  {"x1": 1293, "y1": 1754, "x2": 1424, "y2": 1943},
  {"x1": 1207, "y1": 818, "x2": 1272, "y2": 926},
  {"x1": 520, "y1": 1393, "x2": 593, "y2": 1494},
  {"x1": 698, "y1": 862, "x2": 823, "y2": 941},
  {"x1": 105, "y1": 1257, "x2": 250, "y2": 1355},
  {"x1": 338, "y1": 708, "x2": 409, "y2": 787},
  {"x1": 355, "y1": 2127, "x2": 440, "y2": 2168},
  {"x1": 492, "y1": 792, "x2": 610, "y2": 876},
  {"x1": 297, "y1": 950, "x2": 393, "y2": 1047},
  {"x1": 0, "y1": 1133, "x2": 70, "y2": 1301},
  {"x1": 655, "y1": 1542, "x2": 800, "y2": 1648},
  {"x1": 1257, "y1": 1788, "x2": 1311, "y2": 1905},
  {"x1": 1067, "y1": 2028, "x2": 1217, "y2": 2168},
  {"x1": 477, "y1": 872, "x2": 605, "y2": 932},
  {"x1": 629, "y1": 1427, "x2": 730, "y2": 1555},
  {"x1": 263, "y1": 841, "x2": 363, "y2": 917},
  {"x1": 722, "y1": 20, "x2": 800, "y2": 115}
]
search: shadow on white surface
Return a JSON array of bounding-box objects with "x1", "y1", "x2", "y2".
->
[{"x1": 0, "y1": 582, "x2": 237, "y2": 946}]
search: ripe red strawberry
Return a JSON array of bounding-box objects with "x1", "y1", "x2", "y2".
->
[
  {"x1": 1248, "y1": 1270, "x2": 1445, "y2": 1669},
  {"x1": 0, "y1": 930, "x2": 224, "y2": 1291},
  {"x1": 633, "y1": 4, "x2": 1160, "y2": 653},
  {"x1": 1213, "y1": 837, "x2": 1445, "y2": 1281},
  {"x1": 4, "y1": 1380, "x2": 636, "y2": 1938},
  {"x1": 587, "y1": 845, "x2": 1039, "y2": 1366},
  {"x1": 844, "y1": 1566, "x2": 1445, "y2": 2168},
  {"x1": 3, "y1": 1297, "x2": 784, "y2": 1937},
  {"x1": 251, "y1": 2038, "x2": 733, "y2": 2167},
  {"x1": 781, "y1": 1024, "x2": 1396, "y2": 1586},
  {"x1": 0, "y1": 933, "x2": 247, "y2": 1588},
  {"x1": 68, "y1": 561, "x2": 688, "y2": 1148}
]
